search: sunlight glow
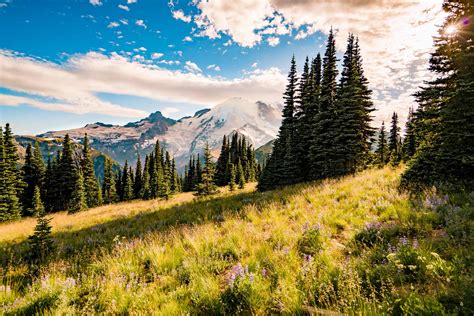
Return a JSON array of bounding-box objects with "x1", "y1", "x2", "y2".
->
[{"x1": 445, "y1": 25, "x2": 457, "y2": 35}]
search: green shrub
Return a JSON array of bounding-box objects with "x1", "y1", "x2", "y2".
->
[{"x1": 297, "y1": 228, "x2": 323, "y2": 257}]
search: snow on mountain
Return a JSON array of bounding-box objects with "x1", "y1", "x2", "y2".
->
[{"x1": 37, "y1": 98, "x2": 282, "y2": 170}]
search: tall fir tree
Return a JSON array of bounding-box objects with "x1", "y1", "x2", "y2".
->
[
  {"x1": 134, "y1": 154, "x2": 143, "y2": 199},
  {"x1": 375, "y1": 122, "x2": 388, "y2": 166},
  {"x1": 388, "y1": 112, "x2": 402, "y2": 165},
  {"x1": 402, "y1": 107, "x2": 417, "y2": 161},
  {"x1": 102, "y1": 156, "x2": 117, "y2": 204},
  {"x1": 68, "y1": 170, "x2": 87, "y2": 213},
  {"x1": 402, "y1": 0, "x2": 474, "y2": 189},
  {"x1": 28, "y1": 189, "x2": 54, "y2": 266},
  {"x1": 58, "y1": 134, "x2": 79, "y2": 211},
  {"x1": 81, "y1": 134, "x2": 102, "y2": 208},
  {"x1": 121, "y1": 161, "x2": 133, "y2": 201},
  {"x1": 310, "y1": 28, "x2": 339, "y2": 179},
  {"x1": 258, "y1": 56, "x2": 299, "y2": 190},
  {"x1": 228, "y1": 163, "x2": 236, "y2": 191},
  {"x1": 215, "y1": 135, "x2": 230, "y2": 186},
  {"x1": 0, "y1": 124, "x2": 22, "y2": 221},
  {"x1": 195, "y1": 143, "x2": 218, "y2": 196}
]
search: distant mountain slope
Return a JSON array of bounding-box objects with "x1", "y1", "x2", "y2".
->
[{"x1": 36, "y1": 98, "x2": 282, "y2": 170}]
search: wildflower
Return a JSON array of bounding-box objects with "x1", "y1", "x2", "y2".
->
[
  {"x1": 412, "y1": 238, "x2": 419, "y2": 249},
  {"x1": 249, "y1": 272, "x2": 254, "y2": 284},
  {"x1": 399, "y1": 236, "x2": 408, "y2": 246},
  {"x1": 261, "y1": 268, "x2": 268, "y2": 278},
  {"x1": 64, "y1": 277, "x2": 76, "y2": 288}
]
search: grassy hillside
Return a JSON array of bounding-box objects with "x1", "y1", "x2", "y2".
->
[{"x1": 1, "y1": 168, "x2": 472, "y2": 314}]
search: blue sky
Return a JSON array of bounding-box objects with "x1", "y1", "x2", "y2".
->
[{"x1": 0, "y1": 0, "x2": 444, "y2": 134}]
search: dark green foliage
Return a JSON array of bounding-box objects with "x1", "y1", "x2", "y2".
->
[
  {"x1": 402, "y1": 0, "x2": 474, "y2": 190},
  {"x1": 228, "y1": 163, "x2": 236, "y2": 191},
  {"x1": 31, "y1": 185, "x2": 45, "y2": 216},
  {"x1": 402, "y1": 107, "x2": 417, "y2": 161},
  {"x1": 28, "y1": 198, "x2": 54, "y2": 265},
  {"x1": 0, "y1": 124, "x2": 22, "y2": 221},
  {"x1": 121, "y1": 160, "x2": 133, "y2": 201},
  {"x1": 57, "y1": 134, "x2": 80, "y2": 212},
  {"x1": 68, "y1": 171, "x2": 87, "y2": 213},
  {"x1": 21, "y1": 142, "x2": 46, "y2": 215},
  {"x1": 134, "y1": 154, "x2": 143, "y2": 199},
  {"x1": 102, "y1": 156, "x2": 118, "y2": 204},
  {"x1": 259, "y1": 30, "x2": 374, "y2": 190},
  {"x1": 375, "y1": 122, "x2": 388, "y2": 166},
  {"x1": 81, "y1": 134, "x2": 102, "y2": 208},
  {"x1": 237, "y1": 161, "x2": 245, "y2": 189},
  {"x1": 388, "y1": 112, "x2": 402, "y2": 165},
  {"x1": 195, "y1": 143, "x2": 218, "y2": 196}
]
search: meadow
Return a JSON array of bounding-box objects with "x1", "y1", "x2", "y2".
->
[{"x1": 1, "y1": 167, "x2": 472, "y2": 315}]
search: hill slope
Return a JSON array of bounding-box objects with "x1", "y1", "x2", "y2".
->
[{"x1": 1, "y1": 168, "x2": 472, "y2": 314}]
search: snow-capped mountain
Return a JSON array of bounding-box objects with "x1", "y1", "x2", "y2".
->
[{"x1": 38, "y1": 98, "x2": 282, "y2": 169}]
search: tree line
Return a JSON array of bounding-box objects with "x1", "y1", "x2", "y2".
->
[
  {"x1": 258, "y1": 31, "x2": 376, "y2": 190},
  {"x1": 182, "y1": 133, "x2": 261, "y2": 193}
]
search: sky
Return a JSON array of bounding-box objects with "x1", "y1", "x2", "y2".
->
[{"x1": 0, "y1": 0, "x2": 445, "y2": 135}]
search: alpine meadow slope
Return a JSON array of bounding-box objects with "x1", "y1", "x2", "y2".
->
[{"x1": 1, "y1": 167, "x2": 472, "y2": 314}]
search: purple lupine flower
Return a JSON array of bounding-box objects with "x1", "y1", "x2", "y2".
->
[
  {"x1": 399, "y1": 236, "x2": 408, "y2": 246},
  {"x1": 249, "y1": 272, "x2": 254, "y2": 284},
  {"x1": 261, "y1": 268, "x2": 268, "y2": 278}
]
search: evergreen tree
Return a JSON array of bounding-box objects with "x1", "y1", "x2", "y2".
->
[
  {"x1": 81, "y1": 134, "x2": 101, "y2": 208},
  {"x1": 102, "y1": 156, "x2": 117, "y2": 204},
  {"x1": 68, "y1": 170, "x2": 87, "y2": 213},
  {"x1": 402, "y1": 107, "x2": 417, "y2": 161},
  {"x1": 195, "y1": 143, "x2": 218, "y2": 196},
  {"x1": 258, "y1": 56, "x2": 299, "y2": 190},
  {"x1": 237, "y1": 161, "x2": 245, "y2": 189},
  {"x1": 134, "y1": 154, "x2": 143, "y2": 199},
  {"x1": 141, "y1": 154, "x2": 151, "y2": 199},
  {"x1": 388, "y1": 112, "x2": 400, "y2": 154},
  {"x1": 21, "y1": 142, "x2": 45, "y2": 215},
  {"x1": 228, "y1": 163, "x2": 236, "y2": 191},
  {"x1": 59, "y1": 134, "x2": 79, "y2": 211},
  {"x1": 310, "y1": 28, "x2": 340, "y2": 179},
  {"x1": 402, "y1": 0, "x2": 474, "y2": 189},
  {"x1": 0, "y1": 124, "x2": 21, "y2": 221},
  {"x1": 170, "y1": 158, "x2": 179, "y2": 193},
  {"x1": 28, "y1": 193, "x2": 54, "y2": 266},
  {"x1": 121, "y1": 161, "x2": 133, "y2": 201},
  {"x1": 31, "y1": 185, "x2": 45, "y2": 216},
  {"x1": 375, "y1": 122, "x2": 388, "y2": 166},
  {"x1": 215, "y1": 135, "x2": 230, "y2": 185}
]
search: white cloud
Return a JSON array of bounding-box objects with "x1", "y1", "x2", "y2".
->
[
  {"x1": 172, "y1": 10, "x2": 192, "y2": 23},
  {"x1": 188, "y1": 0, "x2": 445, "y2": 123},
  {"x1": 135, "y1": 19, "x2": 147, "y2": 28},
  {"x1": 161, "y1": 107, "x2": 180, "y2": 117},
  {"x1": 184, "y1": 61, "x2": 202, "y2": 73},
  {"x1": 107, "y1": 22, "x2": 120, "y2": 28},
  {"x1": 0, "y1": 50, "x2": 285, "y2": 118},
  {"x1": 120, "y1": 19, "x2": 129, "y2": 25},
  {"x1": 251, "y1": 62, "x2": 258, "y2": 68},
  {"x1": 151, "y1": 52, "x2": 164, "y2": 59},
  {"x1": 118, "y1": 4, "x2": 129, "y2": 11},
  {"x1": 159, "y1": 60, "x2": 180, "y2": 65},
  {"x1": 127, "y1": 0, "x2": 137, "y2": 3},
  {"x1": 89, "y1": 0, "x2": 102, "y2": 6},
  {"x1": 223, "y1": 40, "x2": 232, "y2": 46},
  {"x1": 267, "y1": 36, "x2": 280, "y2": 47},
  {"x1": 183, "y1": 36, "x2": 193, "y2": 42},
  {"x1": 207, "y1": 64, "x2": 221, "y2": 71}
]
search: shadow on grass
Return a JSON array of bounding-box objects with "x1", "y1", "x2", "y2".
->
[{"x1": 1, "y1": 182, "x2": 311, "y2": 276}]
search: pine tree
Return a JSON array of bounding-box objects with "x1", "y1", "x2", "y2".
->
[
  {"x1": 215, "y1": 135, "x2": 230, "y2": 186},
  {"x1": 388, "y1": 112, "x2": 400, "y2": 154},
  {"x1": 402, "y1": 0, "x2": 474, "y2": 189},
  {"x1": 141, "y1": 154, "x2": 151, "y2": 199},
  {"x1": 134, "y1": 154, "x2": 143, "y2": 199},
  {"x1": 28, "y1": 192, "x2": 54, "y2": 266},
  {"x1": 102, "y1": 156, "x2": 117, "y2": 204},
  {"x1": 310, "y1": 28, "x2": 340, "y2": 179},
  {"x1": 195, "y1": 143, "x2": 218, "y2": 196},
  {"x1": 237, "y1": 161, "x2": 245, "y2": 189},
  {"x1": 81, "y1": 134, "x2": 101, "y2": 208},
  {"x1": 0, "y1": 124, "x2": 21, "y2": 221},
  {"x1": 170, "y1": 158, "x2": 179, "y2": 193},
  {"x1": 31, "y1": 185, "x2": 45, "y2": 216},
  {"x1": 122, "y1": 161, "x2": 133, "y2": 201},
  {"x1": 402, "y1": 107, "x2": 417, "y2": 161},
  {"x1": 59, "y1": 134, "x2": 79, "y2": 211},
  {"x1": 68, "y1": 170, "x2": 87, "y2": 213},
  {"x1": 258, "y1": 56, "x2": 299, "y2": 190},
  {"x1": 375, "y1": 122, "x2": 388, "y2": 166},
  {"x1": 228, "y1": 163, "x2": 236, "y2": 191}
]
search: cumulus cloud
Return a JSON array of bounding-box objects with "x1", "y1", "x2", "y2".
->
[
  {"x1": 188, "y1": 0, "x2": 445, "y2": 124},
  {"x1": 118, "y1": 4, "x2": 129, "y2": 11},
  {"x1": 107, "y1": 21, "x2": 120, "y2": 28},
  {"x1": 89, "y1": 0, "x2": 102, "y2": 6},
  {"x1": 0, "y1": 50, "x2": 286, "y2": 118},
  {"x1": 183, "y1": 36, "x2": 193, "y2": 42},
  {"x1": 184, "y1": 61, "x2": 202, "y2": 73},
  {"x1": 151, "y1": 52, "x2": 164, "y2": 59},
  {"x1": 161, "y1": 107, "x2": 180, "y2": 117},
  {"x1": 135, "y1": 19, "x2": 147, "y2": 28},
  {"x1": 267, "y1": 36, "x2": 280, "y2": 47},
  {"x1": 207, "y1": 64, "x2": 221, "y2": 71},
  {"x1": 127, "y1": 0, "x2": 137, "y2": 3},
  {"x1": 172, "y1": 9, "x2": 192, "y2": 23}
]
